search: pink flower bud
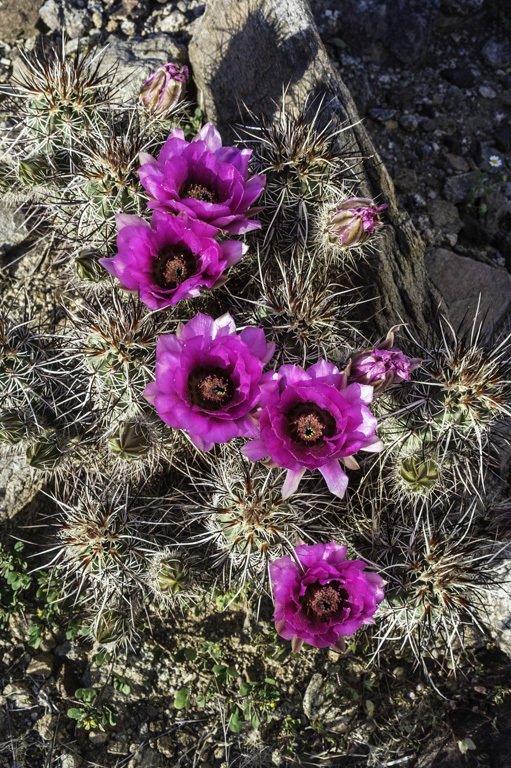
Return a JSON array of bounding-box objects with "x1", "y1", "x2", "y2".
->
[
  {"x1": 140, "y1": 63, "x2": 189, "y2": 116},
  {"x1": 326, "y1": 197, "x2": 387, "y2": 249},
  {"x1": 348, "y1": 327, "x2": 421, "y2": 393}
]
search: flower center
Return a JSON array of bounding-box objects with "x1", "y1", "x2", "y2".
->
[
  {"x1": 181, "y1": 181, "x2": 218, "y2": 204},
  {"x1": 286, "y1": 401, "x2": 336, "y2": 446},
  {"x1": 302, "y1": 582, "x2": 348, "y2": 620},
  {"x1": 188, "y1": 366, "x2": 234, "y2": 411},
  {"x1": 153, "y1": 246, "x2": 196, "y2": 290}
]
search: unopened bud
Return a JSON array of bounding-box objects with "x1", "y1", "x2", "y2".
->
[
  {"x1": 348, "y1": 327, "x2": 421, "y2": 393},
  {"x1": 26, "y1": 437, "x2": 62, "y2": 471},
  {"x1": 399, "y1": 456, "x2": 439, "y2": 492},
  {"x1": 92, "y1": 610, "x2": 128, "y2": 646},
  {"x1": 19, "y1": 157, "x2": 50, "y2": 185},
  {"x1": 140, "y1": 63, "x2": 189, "y2": 116},
  {"x1": 326, "y1": 197, "x2": 387, "y2": 249},
  {"x1": 108, "y1": 420, "x2": 151, "y2": 461},
  {"x1": 0, "y1": 410, "x2": 27, "y2": 444},
  {"x1": 74, "y1": 251, "x2": 105, "y2": 283},
  {"x1": 154, "y1": 556, "x2": 189, "y2": 596}
]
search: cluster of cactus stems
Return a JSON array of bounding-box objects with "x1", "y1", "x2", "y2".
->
[{"x1": 1, "y1": 39, "x2": 510, "y2": 671}]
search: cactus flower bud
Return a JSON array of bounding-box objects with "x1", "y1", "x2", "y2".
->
[
  {"x1": 348, "y1": 326, "x2": 421, "y2": 393},
  {"x1": 399, "y1": 456, "x2": 439, "y2": 493},
  {"x1": 26, "y1": 437, "x2": 62, "y2": 471},
  {"x1": 326, "y1": 197, "x2": 387, "y2": 249},
  {"x1": 0, "y1": 410, "x2": 27, "y2": 444},
  {"x1": 108, "y1": 420, "x2": 151, "y2": 462},
  {"x1": 140, "y1": 63, "x2": 189, "y2": 116}
]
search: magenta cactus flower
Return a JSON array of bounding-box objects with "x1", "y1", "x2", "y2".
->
[
  {"x1": 241, "y1": 360, "x2": 383, "y2": 499},
  {"x1": 137, "y1": 123, "x2": 266, "y2": 235},
  {"x1": 140, "y1": 62, "x2": 189, "y2": 116},
  {"x1": 326, "y1": 197, "x2": 387, "y2": 249},
  {"x1": 270, "y1": 541, "x2": 385, "y2": 652},
  {"x1": 99, "y1": 211, "x2": 247, "y2": 311},
  {"x1": 143, "y1": 313, "x2": 275, "y2": 451},
  {"x1": 349, "y1": 327, "x2": 421, "y2": 393}
]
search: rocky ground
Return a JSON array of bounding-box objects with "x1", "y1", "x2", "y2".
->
[{"x1": 1, "y1": 1, "x2": 511, "y2": 767}]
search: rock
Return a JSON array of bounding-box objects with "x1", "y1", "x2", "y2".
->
[
  {"x1": 0, "y1": 0, "x2": 43, "y2": 42},
  {"x1": 482, "y1": 37, "x2": 511, "y2": 70},
  {"x1": 0, "y1": 454, "x2": 45, "y2": 523},
  {"x1": 89, "y1": 732, "x2": 108, "y2": 746},
  {"x1": 55, "y1": 755, "x2": 82, "y2": 768},
  {"x1": 440, "y1": 67, "x2": 475, "y2": 89},
  {"x1": 429, "y1": 199, "x2": 462, "y2": 233},
  {"x1": 444, "y1": 153, "x2": 470, "y2": 172},
  {"x1": 425, "y1": 248, "x2": 511, "y2": 336},
  {"x1": 56, "y1": 660, "x2": 81, "y2": 699},
  {"x1": 128, "y1": 746, "x2": 166, "y2": 768},
  {"x1": 495, "y1": 125, "x2": 511, "y2": 154},
  {"x1": 1, "y1": 681, "x2": 32, "y2": 707},
  {"x1": 39, "y1": 0, "x2": 92, "y2": 38},
  {"x1": 156, "y1": 734, "x2": 175, "y2": 758},
  {"x1": 311, "y1": 0, "x2": 440, "y2": 64},
  {"x1": 394, "y1": 168, "x2": 418, "y2": 193},
  {"x1": 441, "y1": 0, "x2": 484, "y2": 14},
  {"x1": 303, "y1": 673, "x2": 357, "y2": 733},
  {"x1": 98, "y1": 34, "x2": 187, "y2": 103},
  {"x1": 443, "y1": 171, "x2": 478, "y2": 204},
  {"x1": 479, "y1": 85, "x2": 496, "y2": 99},
  {"x1": 26, "y1": 652, "x2": 54, "y2": 677},
  {"x1": 35, "y1": 713, "x2": 58, "y2": 741},
  {"x1": 398, "y1": 114, "x2": 419, "y2": 132},
  {"x1": 482, "y1": 560, "x2": 511, "y2": 658},
  {"x1": 368, "y1": 108, "x2": 396, "y2": 122},
  {"x1": 0, "y1": 203, "x2": 29, "y2": 257},
  {"x1": 157, "y1": 10, "x2": 187, "y2": 33}
]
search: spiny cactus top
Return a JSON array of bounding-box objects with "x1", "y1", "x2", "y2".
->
[
  {"x1": 143, "y1": 312, "x2": 275, "y2": 452},
  {"x1": 137, "y1": 123, "x2": 266, "y2": 234},
  {"x1": 241, "y1": 360, "x2": 383, "y2": 498},
  {"x1": 270, "y1": 542, "x2": 385, "y2": 651},
  {"x1": 99, "y1": 212, "x2": 247, "y2": 310}
]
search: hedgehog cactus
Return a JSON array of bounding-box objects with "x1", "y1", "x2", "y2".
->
[{"x1": 1, "y1": 39, "x2": 509, "y2": 687}]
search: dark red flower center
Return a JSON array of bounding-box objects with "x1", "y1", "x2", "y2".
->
[
  {"x1": 181, "y1": 181, "x2": 218, "y2": 204},
  {"x1": 286, "y1": 401, "x2": 336, "y2": 446},
  {"x1": 153, "y1": 246, "x2": 196, "y2": 289},
  {"x1": 188, "y1": 366, "x2": 234, "y2": 411},
  {"x1": 302, "y1": 581, "x2": 348, "y2": 621}
]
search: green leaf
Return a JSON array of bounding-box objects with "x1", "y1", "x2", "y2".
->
[
  {"x1": 264, "y1": 678, "x2": 276, "y2": 685},
  {"x1": 213, "y1": 664, "x2": 227, "y2": 676},
  {"x1": 229, "y1": 708, "x2": 243, "y2": 733},
  {"x1": 251, "y1": 711, "x2": 260, "y2": 729},
  {"x1": 76, "y1": 688, "x2": 96, "y2": 703},
  {"x1": 365, "y1": 700, "x2": 375, "y2": 717},
  {"x1": 174, "y1": 686, "x2": 190, "y2": 711},
  {"x1": 239, "y1": 682, "x2": 251, "y2": 697},
  {"x1": 67, "y1": 708, "x2": 84, "y2": 720},
  {"x1": 458, "y1": 738, "x2": 476, "y2": 754}
]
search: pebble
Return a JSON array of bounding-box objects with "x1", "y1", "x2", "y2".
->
[
  {"x1": 482, "y1": 37, "x2": 511, "y2": 69},
  {"x1": 445, "y1": 153, "x2": 470, "y2": 172},
  {"x1": 26, "y1": 652, "x2": 54, "y2": 677},
  {"x1": 479, "y1": 85, "x2": 496, "y2": 99},
  {"x1": 398, "y1": 114, "x2": 419, "y2": 132},
  {"x1": 157, "y1": 10, "x2": 187, "y2": 33}
]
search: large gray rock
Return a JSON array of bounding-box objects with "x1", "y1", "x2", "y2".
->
[
  {"x1": 0, "y1": 454, "x2": 44, "y2": 523},
  {"x1": 0, "y1": 0, "x2": 43, "y2": 42},
  {"x1": 483, "y1": 560, "x2": 511, "y2": 658},
  {"x1": 425, "y1": 248, "x2": 511, "y2": 336},
  {"x1": 39, "y1": 0, "x2": 92, "y2": 38},
  {"x1": 441, "y1": 0, "x2": 484, "y2": 14},
  {"x1": 0, "y1": 203, "x2": 29, "y2": 257},
  {"x1": 99, "y1": 34, "x2": 188, "y2": 103}
]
